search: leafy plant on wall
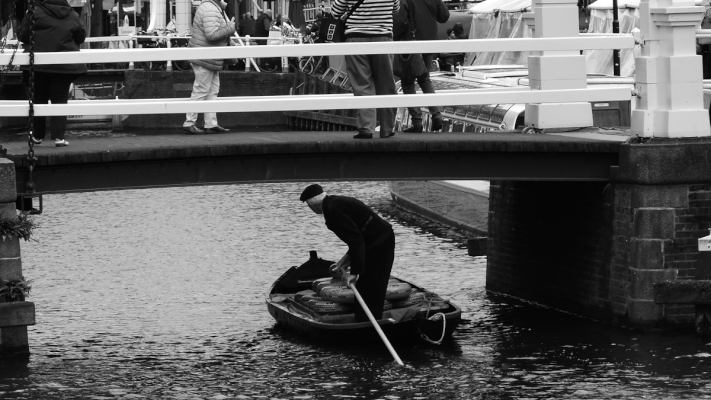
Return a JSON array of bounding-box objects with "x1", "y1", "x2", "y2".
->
[
  {"x1": 0, "y1": 213, "x2": 38, "y2": 242},
  {"x1": 0, "y1": 278, "x2": 32, "y2": 302}
]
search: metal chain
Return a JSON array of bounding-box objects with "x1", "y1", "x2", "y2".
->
[
  {"x1": 26, "y1": 0, "x2": 36, "y2": 194},
  {"x1": 0, "y1": 0, "x2": 19, "y2": 91}
]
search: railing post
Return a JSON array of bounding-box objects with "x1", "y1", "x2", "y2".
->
[
  {"x1": 524, "y1": 0, "x2": 593, "y2": 131},
  {"x1": 282, "y1": 37, "x2": 289, "y2": 73},
  {"x1": 632, "y1": 0, "x2": 710, "y2": 138},
  {"x1": 166, "y1": 36, "x2": 173, "y2": 72},
  {"x1": 128, "y1": 38, "x2": 135, "y2": 70},
  {"x1": 245, "y1": 36, "x2": 251, "y2": 72}
]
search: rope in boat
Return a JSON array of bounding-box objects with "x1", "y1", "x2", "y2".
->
[
  {"x1": 417, "y1": 291, "x2": 447, "y2": 345},
  {"x1": 420, "y1": 313, "x2": 446, "y2": 345}
]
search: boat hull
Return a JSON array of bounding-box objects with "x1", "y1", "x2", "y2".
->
[{"x1": 266, "y1": 253, "x2": 462, "y2": 343}]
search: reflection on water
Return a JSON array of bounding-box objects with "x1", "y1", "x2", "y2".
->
[{"x1": 1, "y1": 181, "x2": 710, "y2": 399}]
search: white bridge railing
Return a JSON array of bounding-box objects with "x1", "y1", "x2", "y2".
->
[
  {"x1": 0, "y1": 0, "x2": 708, "y2": 139},
  {"x1": 0, "y1": 37, "x2": 635, "y2": 119}
]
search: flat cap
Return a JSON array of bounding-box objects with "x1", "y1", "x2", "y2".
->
[{"x1": 300, "y1": 184, "x2": 323, "y2": 202}]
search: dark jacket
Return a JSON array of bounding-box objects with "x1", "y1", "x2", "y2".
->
[
  {"x1": 19, "y1": 0, "x2": 87, "y2": 75},
  {"x1": 254, "y1": 12, "x2": 272, "y2": 37},
  {"x1": 393, "y1": 0, "x2": 449, "y2": 42},
  {"x1": 322, "y1": 195, "x2": 393, "y2": 275},
  {"x1": 240, "y1": 17, "x2": 256, "y2": 36}
]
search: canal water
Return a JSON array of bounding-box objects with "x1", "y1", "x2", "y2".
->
[{"x1": 2, "y1": 181, "x2": 711, "y2": 399}]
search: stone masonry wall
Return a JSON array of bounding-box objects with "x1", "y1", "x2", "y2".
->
[
  {"x1": 488, "y1": 180, "x2": 710, "y2": 326},
  {"x1": 487, "y1": 181, "x2": 616, "y2": 320},
  {"x1": 617, "y1": 184, "x2": 711, "y2": 325},
  {"x1": 122, "y1": 71, "x2": 294, "y2": 130}
]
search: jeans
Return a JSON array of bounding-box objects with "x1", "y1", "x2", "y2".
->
[
  {"x1": 184, "y1": 63, "x2": 220, "y2": 129},
  {"x1": 400, "y1": 53, "x2": 440, "y2": 124},
  {"x1": 344, "y1": 36, "x2": 397, "y2": 134},
  {"x1": 30, "y1": 72, "x2": 76, "y2": 140}
]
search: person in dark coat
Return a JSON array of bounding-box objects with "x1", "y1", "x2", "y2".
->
[
  {"x1": 239, "y1": 12, "x2": 256, "y2": 36},
  {"x1": 300, "y1": 184, "x2": 395, "y2": 323},
  {"x1": 253, "y1": 9, "x2": 273, "y2": 40},
  {"x1": 393, "y1": 0, "x2": 449, "y2": 133},
  {"x1": 19, "y1": 0, "x2": 87, "y2": 148}
]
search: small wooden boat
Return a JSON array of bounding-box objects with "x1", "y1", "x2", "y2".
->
[{"x1": 266, "y1": 251, "x2": 462, "y2": 343}]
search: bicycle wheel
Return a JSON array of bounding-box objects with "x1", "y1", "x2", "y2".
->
[
  {"x1": 174, "y1": 60, "x2": 192, "y2": 71},
  {"x1": 298, "y1": 58, "x2": 313, "y2": 74},
  {"x1": 261, "y1": 58, "x2": 280, "y2": 73}
]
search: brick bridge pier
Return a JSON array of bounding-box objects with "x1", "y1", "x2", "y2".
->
[{"x1": 487, "y1": 138, "x2": 711, "y2": 327}]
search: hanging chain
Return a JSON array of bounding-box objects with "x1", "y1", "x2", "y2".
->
[
  {"x1": 26, "y1": 0, "x2": 36, "y2": 194},
  {"x1": 0, "y1": 0, "x2": 19, "y2": 91}
]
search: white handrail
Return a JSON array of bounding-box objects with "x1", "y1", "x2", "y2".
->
[
  {"x1": 0, "y1": 87, "x2": 633, "y2": 117},
  {"x1": 0, "y1": 36, "x2": 636, "y2": 65}
]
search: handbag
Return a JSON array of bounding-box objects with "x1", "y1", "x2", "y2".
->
[
  {"x1": 317, "y1": 0, "x2": 365, "y2": 43},
  {"x1": 392, "y1": 5, "x2": 428, "y2": 79}
]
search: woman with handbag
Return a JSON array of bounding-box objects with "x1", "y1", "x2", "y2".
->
[
  {"x1": 393, "y1": 0, "x2": 449, "y2": 133},
  {"x1": 182, "y1": 0, "x2": 236, "y2": 135}
]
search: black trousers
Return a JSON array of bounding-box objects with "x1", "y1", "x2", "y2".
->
[
  {"x1": 354, "y1": 232, "x2": 395, "y2": 322},
  {"x1": 27, "y1": 72, "x2": 77, "y2": 140}
]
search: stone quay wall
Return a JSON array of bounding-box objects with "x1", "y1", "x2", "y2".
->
[
  {"x1": 0, "y1": 158, "x2": 35, "y2": 356},
  {"x1": 487, "y1": 138, "x2": 711, "y2": 328},
  {"x1": 122, "y1": 71, "x2": 294, "y2": 130}
]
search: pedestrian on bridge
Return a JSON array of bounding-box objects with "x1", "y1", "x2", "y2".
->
[
  {"x1": 331, "y1": 0, "x2": 400, "y2": 139},
  {"x1": 19, "y1": 0, "x2": 87, "y2": 148},
  {"x1": 183, "y1": 0, "x2": 236, "y2": 135},
  {"x1": 393, "y1": 0, "x2": 448, "y2": 133},
  {"x1": 300, "y1": 184, "x2": 395, "y2": 322}
]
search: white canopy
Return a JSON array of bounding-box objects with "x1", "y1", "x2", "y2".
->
[{"x1": 464, "y1": 0, "x2": 533, "y2": 67}]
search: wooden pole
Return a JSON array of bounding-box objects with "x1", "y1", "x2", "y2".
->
[{"x1": 341, "y1": 267, "x2": 404, "y2": 366}]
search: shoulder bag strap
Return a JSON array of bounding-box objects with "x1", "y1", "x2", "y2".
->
[
  {"x1": 406, "y1": 2, "x2": 416, "y2": 40},
  {"x1": 341, "y1": 0, "x2": 367, "y2": 22}
]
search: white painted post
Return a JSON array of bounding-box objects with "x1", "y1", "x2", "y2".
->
[
  {"x1": 245, "y1": 35, "x2": 251, "y2": 72},
  {"x1": 166, "y1": 36, "x2": 173, "y2": 71},
  {"x1": 632, "y1": 0, "x2": 711, "y2": 138},
  {"x1": 282, "y1": 37, "x2": 289, "y2": 73},
  {"x1": 524, "y1": 0, "x2": 593, "y2": 131},
  {"x1": 128, "y1": 39, "x2": 135, "y2": 70}
]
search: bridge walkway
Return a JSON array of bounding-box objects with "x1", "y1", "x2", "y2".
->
[{"x1": 2, "y1": 127, "x2": 631, "y2": 194}]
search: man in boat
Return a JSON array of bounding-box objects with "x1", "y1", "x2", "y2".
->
[{"x1": 300, "y1": 184, "x2": 395, "y2": 322}]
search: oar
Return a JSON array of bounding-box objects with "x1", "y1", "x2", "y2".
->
[{"x1": 341, "y1": 266, "x2": 405, "y2": 366}]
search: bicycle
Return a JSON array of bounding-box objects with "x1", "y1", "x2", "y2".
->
[
  {"x1": 135, "y1": 29, "x2": 192, "y2": 72},
  {"x1": 297, "y1": 34, "x2": 327, "y2": 74}
]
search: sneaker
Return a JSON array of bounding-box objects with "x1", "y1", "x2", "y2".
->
[
  {"x1": 55, "y1": 139, "x2": 69, "y2": 147},
  {"x1": 30, "y1": 136, "x2": 42, "y2": 145},
  {"x1": 182, "y1": 125, "x2": 205, "y2": 135},
  {"x1": 204, "y1": 125, "x2": 230, "y2": 134},
  {"x1": 379, "y1": 131, "x2": 396, "y2": 138}
]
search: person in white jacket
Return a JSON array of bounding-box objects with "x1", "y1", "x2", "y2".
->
[{"x1": 183, "y1": 0, "x2": 236, "y2": 135}]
